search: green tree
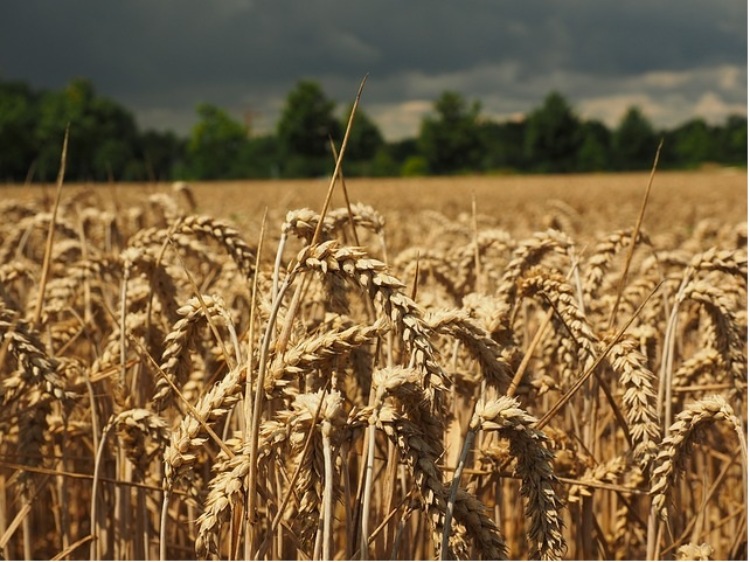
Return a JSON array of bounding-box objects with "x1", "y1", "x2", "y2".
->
[
  {"x1": 524, "y1": 92, "x2": 582, "y2": 173},
  {"x1": 34, "y1": 80, "x2": 90, "y2": 180},
  {"x1": 138, "y1": 130, "x2": 186, "y2": 181},
  {"x1": 418, "y1": 91, "x2": 483, "y2": 174},
  {"x1": 613, "y1": 107, "x2": 657, "y2": 170},
  {"x1": 379, "y1": 138, "x2": 420, "y2": 177},
  {"x1": 244, "y1": 134, "x2": 280, "y2": 178},
  {"x1": 576, "y1": 120, "x2": 612, "y2": 172},
  {"x1": 277, "y1": 81, "x2": 341, "y2": 177},
  {"x1": 478, "y1": 120, "x2": 527, "y2": 172},
  {"x1": 671, "y1": 118, "x2": 717, "y2": 168},
  {"x1": 186, "y1": 103, "x2": 249, "y2": 179},
  {"x1": 368, "y1": 145, "x2": 400, "y2": 177},
  {"x1": 389, "y1": 138, "x2": 419, "y2": 166},
  {"x1": 401, "y1": 155, "x2": 429, "y2": 176},
  {"x1": 717, "y1": 114, "x2": 748, "y2": 166},
  {"x1": 0, "y1": 80, "x2": 39, "y2": 181},
  {"x1": 34, "y1": 78, "x2": 139, "y2": 181}
]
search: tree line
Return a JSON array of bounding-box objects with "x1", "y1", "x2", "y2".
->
[{"x1": 0, "y1": 77, "x2": 746, "y2": 182}]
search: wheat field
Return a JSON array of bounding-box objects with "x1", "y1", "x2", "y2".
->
[{"x1": 0, "y1": 170, "x2": 746, "y2": 560}]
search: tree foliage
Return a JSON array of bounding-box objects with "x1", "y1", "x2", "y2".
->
[
  {"x1": 577, "y1": 120, "x2": 612, "y2": 172},
  {"x1": 0, "y1": 78, "x2": 182, "y2": 182},
  {"x1": 277, "y1": 80, "x2": 341, "y2": 177},
  {"x1": 418, "y1": 91, "x2": 483, "y2": 174},
  {"x1": 671, "y1": 118, "x2": 717, "y2": 167},
  {"x1": 524, "y1": 91, "x2": 582, "y2": 173},
  {"x1": 0, "y1": 78, "x2": 745, "y2": 182},
  {"x1": 478, "y1": 120, "x2": 527, "y2": 172},
  {"x1": 614, "y1": 106, "x2": 658, "y2": 170},
  {"x1": 186, "y1": 104, "x2": 249, "y2": 179},
  {"x1": 139, "y1": 129, "x2": 186, "y2": 182},
  {"x1": 35, "y1": 79, "x2": 143, "y2": 180},
  {"x1": 719, "y1": 115, "x2": 748, "y2": 166},
  {"x1": 0, "y1": 80, "x2": 39, "y2": 181}
]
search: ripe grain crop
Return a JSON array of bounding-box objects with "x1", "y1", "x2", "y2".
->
[{"x1": 0, "y1": 169, "x2": 746, "y2": 560}]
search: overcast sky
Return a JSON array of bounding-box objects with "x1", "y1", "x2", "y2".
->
[{"x1": 0, "y1": 0, "x2": 746, "y2": 140}]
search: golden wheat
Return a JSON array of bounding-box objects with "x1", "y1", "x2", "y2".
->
[{"x1": 0, "y1": 171, "x2": 745, "y2": 560}]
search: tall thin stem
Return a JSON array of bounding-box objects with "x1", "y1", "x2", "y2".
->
[
  {"x1": 321, "y1": 419, "x2": 334, "y2": 561},
  {"x1": 441, "y1": 427, "x2": 475, "y2": 560},
  {"x1": 244, "y1": 209, "x2": 267, "y2": 559}
]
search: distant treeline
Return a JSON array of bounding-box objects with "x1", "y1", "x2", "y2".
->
[{"x1": 0, "y1": 78, "x2": 746, "y2": 182}]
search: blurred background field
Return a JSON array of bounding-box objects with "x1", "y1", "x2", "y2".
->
[{"x1": 2, "y1": 170, "x2": 745, "y2": 238}]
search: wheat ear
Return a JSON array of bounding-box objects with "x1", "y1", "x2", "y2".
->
[
  {"x1": 0, "y1": 296, "x2": 72, "y2": 404},
  {"x1": 606, "y1": 334, "x2": 661, "y2": 472},
  {"x1": 370, "y1": 368, "x2": 507, "y2": 559},
  {"x1": 471, "y1": 396, "x2": 566, "y2": 560},
  {"x1": 265, "y1": 319, "x2": 385, "y2": 393},
  {"x1": 171, "y1": 215, "x2": 257, "y2": 281},
  {"x1": 294, "y1": 241, "x2": 447, "y2": 393},
  {"x1": 676, "y1": 542, "x2": 714, "y2": 560},
  {"x1": 583, "y1": 228, "x2": 650, "y2": 308},
  {"x1": 496, "y1": 229, "x2": 573, "y2": 313},
  {"x1": 375, "y1": 403, "x2": 508, "y2": 560},
  {"x1": 650, "y1": 395, "x2": 747, "y2": 520},
  {"x1": 151, "y1": 295, "x2": 232, "y2": 412},
  {"x1": 680, "y1": 281, "x2": 747, "y2": 402},
  {"x1": 425, "y1": 308, "x2": 513, "y2": 389}
]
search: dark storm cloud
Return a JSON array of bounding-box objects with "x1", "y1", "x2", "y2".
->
[{"x1": 0, "y1": 0, "x2": 746, "y2": 138}]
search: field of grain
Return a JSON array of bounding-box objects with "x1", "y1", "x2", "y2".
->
[{"x1": 0, "y1": 170, "x2": 746, "y2": 560}]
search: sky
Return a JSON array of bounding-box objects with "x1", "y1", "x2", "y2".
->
[{"x1": 0, "y1": 0, "x2": 747, "y2": 141}]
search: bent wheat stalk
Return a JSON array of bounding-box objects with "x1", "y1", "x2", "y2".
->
[{"x1": 650, "y1": 395, "x2": 747, "y2": 521}]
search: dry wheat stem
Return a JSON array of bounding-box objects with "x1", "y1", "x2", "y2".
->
[
  {"x1": 90, "y1": 409, "x2": 168, "y2": 559},
  {"x1": 244, "y1": 207, "x2": 268, "y2": 559},
  {"x1": 441, "y1": 406, "x2": 477, "y2": 561},
  {"x1": 310, "y1": 75, "x2": 368, "y2": 248},
  {"x1": 32, "y1": 126, "x2": 69, "y2": 327},
  {"x1": 607, "y1": 138, "x2": 662, "y2": 329}
]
